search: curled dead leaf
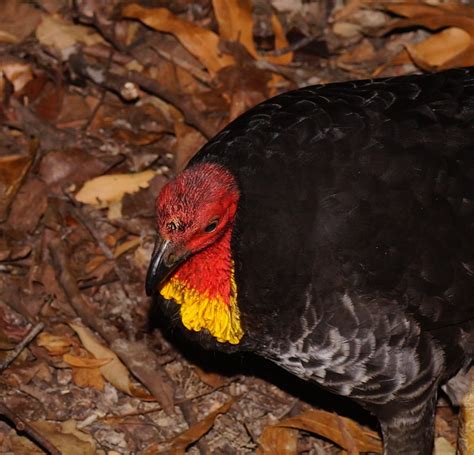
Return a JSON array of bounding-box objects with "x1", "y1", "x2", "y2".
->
[
  {"x1": 37, "y1": 332, "x2": 76, "y2": 356},
  {"x1": 122, "y1": 4, "x2": 234, "y2": 74},
  {"x1": 260, "y1": 409, "x2": 382, "y2": 454},
  {"x1": 375, "y1": 1, "x2": 474, "y2": 71},
  {"x1": 63, "y1": 353, "x2": 112, "y2": 368}
]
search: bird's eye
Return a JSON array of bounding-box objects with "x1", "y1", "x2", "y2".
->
[
  {"x1": 167, "y1": 221, "x2": 177, "y2": 232},
  {"x1": 204, "y1": 220, "x2": 218, "y2": 233}
]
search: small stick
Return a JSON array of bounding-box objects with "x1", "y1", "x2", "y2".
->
[
  {"x1": 0, "y1": 402, "x2": 61, "y2": 455},
  {"x1": 0, "y1": 322, "x2": 44, "y2": 372}
]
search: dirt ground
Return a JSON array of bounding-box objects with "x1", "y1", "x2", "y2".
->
[{"x1": 0, "y1": 0, "x2": 472, "y2": 453}]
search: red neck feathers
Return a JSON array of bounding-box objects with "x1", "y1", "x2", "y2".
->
[{"x1": 172, "y1": 226, "x2": 234, "y2": 305}]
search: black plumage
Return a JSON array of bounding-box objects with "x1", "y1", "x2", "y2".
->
[{"x1": 148, "y1": 67, "x2": 474, "y2": 454}]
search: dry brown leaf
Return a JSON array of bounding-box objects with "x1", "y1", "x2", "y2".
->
[
  {"x1": 258, "y1": 426, "x2": 298, "y2": 455},
  {"x1": 122, "y1": 4, "x2": 235, "y2": 74},
  {"x1": 30, "y1": 420, "x2": 95, "y2": 455},
  {"x1": 36, "y1": 15, "x2": 105, "y2": 59},
  {"x1": 37, "y1": 332, "x2": 76, "y2": 356},
  {"x1": 268, "y1": 409, "x2": 382, "y2": 454},
  {"x1": 173, "y1": 122, "x2": 207, "y2": 173},
  {"x1": 7, "y1": 178, "x2": 48, "y2": 234},
  {"x1": 193, "y1": 366, "x2": 229, "y2": 388},
  {"x1": 169, "y1": 398, "x2": 236, "y2": 452},
  {"x1": 71, "y1": 365, "x2": 105, "y2": 391},
  {"x1": 0, "y1": 143, "x2": 36, "y2": 221},
  {"x1": 376, "y1": 2, "x2": 474, "y2": 71},
  {"x1": 75, "y1": 170, "x2": 156, "y2": 219},
  {"x1": 405, "y1": 27, "x2": 471, "y2": 70},
  {"x1": 63, "y1": 353, "x2": 112, "y2": 368},
  {"x1": 69, "y1": 323, "x2": 152, "y2": 399},
  {"x1": 213, "y1": 0, "x2": 292, "y2": 65},
  {"x1": 0, "y1": 0, "x2": 42, "y2": 44}
]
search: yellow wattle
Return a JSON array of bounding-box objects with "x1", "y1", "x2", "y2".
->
[{"x1": 159, "y1": 265, "x2": 244, "y2": 344}]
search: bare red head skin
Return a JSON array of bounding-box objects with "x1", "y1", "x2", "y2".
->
[
  {"x1": 157, "y1": 162, "x2": 239, "y2": 253},
  {"x1": 145, "y1": 162, "x2": 240, "y2": 296}
]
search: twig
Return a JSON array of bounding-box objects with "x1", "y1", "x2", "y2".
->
[
  {"x1": 83, "y1": 49, "x2": 114, "y2": 132},
  {"x1": 151, "y1": 46, "x2": 212, "y2": 86},
  {"x1": 48, "y1": 237, "x2": 175, "y2": 414},
  {"x1": 0, "y1": 322, "x2": 44, "y2": 372},
  {"x1": 0, "y1": 402, "x2": 61, "y2": 455},
  {"x1": 65, "y1": 202, "x2": 130, "y2": 297},
  {"x1": 68, "y1": 52, "x2": 217, "y2": 139},
  {"x1": 259, "y1": 34, "x2": 322, "y2": 57}
]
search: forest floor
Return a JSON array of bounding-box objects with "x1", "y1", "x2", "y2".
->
[{"x1": 1, "y1": 0, "x2": 473, "y2": 453}]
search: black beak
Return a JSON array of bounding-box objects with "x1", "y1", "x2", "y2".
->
[{"x1": 145, "y1": 237, "x2": 185, "y2": 296}]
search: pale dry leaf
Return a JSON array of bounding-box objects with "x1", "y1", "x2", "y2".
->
[
  {"x1": 75, "y1": 170, "x2": 156, "y2": 208},
  {"x1": 434, "y1": 437, "x2": 456, "y2": 455},
  {"x1": 30, "y1": 420, "x2": 95, "y2": 455},
  {"x1": 69, "y1": 323, "x2": 149, "y2": 398},
  {"x1": 36, "y1": 15, "x2": 105, "y2": 59},
  {"x1": 375, "y1": 2, "x2": 474, "y2": 71},
  {"x1": 405, "y1": 27, "x2": 471, "y2": 70},
  {"x1": 122, "y1": 4, "x2": 234, "y2": 74}
]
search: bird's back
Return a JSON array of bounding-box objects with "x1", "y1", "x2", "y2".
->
[{"x1": 191, "y1": 67, "x2": 474, "y2": 384}]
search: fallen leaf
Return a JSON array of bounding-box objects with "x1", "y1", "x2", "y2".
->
[
  {"x1": 71, "y1": 365, "x2": 105, "y2": 391},
  {"x1": 113, "y1": 237, "x2": 141, "y2": 258},
  {"x1": 0, "y1": 0, "x2": 42, "y2": 44},
  {"x1": 173, "y1": 122, "x2": 207, "y2": 173},
  {"x1": 75, "y1": 170, "x2": 156, "y2": 219},
  {"x1": 30, "y1": 420, "x2": 96, "y2": 455},
  {"x1": 376, "y1": 2, "x2": 474, "y2": 71},
  {"x1": 143, "y1": 398, "x2": 236, "y2": 454},
  {"x1": 39, "y1": 148, "x2": 110, "y2": 194},
  {"x1": 258, "y1": 426, "x2": 298, "y2": 455},
  {"x1": 36, "y1": 15, "x2": 105, "y2": 59},
  {"x1": 0, "y1": 57, "x2": 33, "y2": 92},
  {"x1": 37, "y1": 332, "x2": 76, "y2": 356},
  {"x1": 267, "y1": 409, "x2": 382, "y2": 454},
  {"x1": 193, "y1": 366, "x2": 229, "y2": 388},
  {"x1": 69, "y1": 323, "x2": 152, "y2": 399},
  {"x1": 213, "y1": 0, "x2": 292, "y2": 64},
  {"x1": 122, "y1": 4, "x2": 234, "y2": 74},
  {"x1": 434, "y1": 437, "x2": 456, "y2": 455},
  {"x1": 0, "y1": 141, "x2": 37, "y2": 221},
  {"x1": 63, "y1": 353, "x2": 112, "y2": 368},
  {"x1": 405, "y1": 27, "x2": 471, "y2": 71},
  {"x1": 7, "y1": 178, "x2": 48, "y2": 234}
]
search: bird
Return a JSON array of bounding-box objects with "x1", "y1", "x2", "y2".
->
[{"x1": 146, "y1": 67, "x2": 474, "y2": 454}]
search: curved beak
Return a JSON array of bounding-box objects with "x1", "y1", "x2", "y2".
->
[{"x1": 145, "y1": 236, "x2": 186, "y2": 296}]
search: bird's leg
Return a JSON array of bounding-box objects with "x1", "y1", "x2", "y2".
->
[
  {"x1": 457, "y1": 371, "x2": 474, "y2": 454},
  {"x1": 378, "y1": 394, "x2": 437, "y2": 455}
]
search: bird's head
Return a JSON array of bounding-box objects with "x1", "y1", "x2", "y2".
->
[{"x1": 146, "y1": 162, "x2": 239, "y2": 296}]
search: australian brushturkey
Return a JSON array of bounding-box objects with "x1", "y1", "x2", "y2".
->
[{"x1": 146, "y1": 67, "x2": 474, "y2": 454}]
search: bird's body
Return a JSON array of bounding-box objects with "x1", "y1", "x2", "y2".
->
[{"x1": 147, "y1": 67, "x2": 474, "y2": 454}]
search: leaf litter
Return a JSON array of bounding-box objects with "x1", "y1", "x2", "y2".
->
[{"x1": 0, "y1": 0, "x2": 468, "y2": 453}]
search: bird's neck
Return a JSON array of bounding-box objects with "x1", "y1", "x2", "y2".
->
[{"x1": 159, "y1": 227, "x2": 244, "y2": 344}]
